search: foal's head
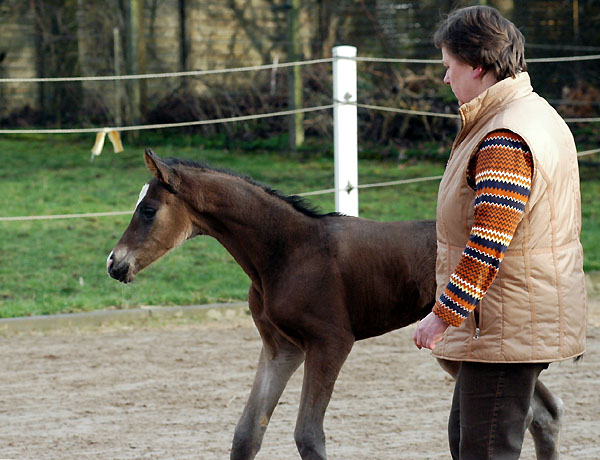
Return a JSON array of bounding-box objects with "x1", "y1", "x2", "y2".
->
[{"x1": 107, "y1": 149, "x2": 198, "y2": 283}]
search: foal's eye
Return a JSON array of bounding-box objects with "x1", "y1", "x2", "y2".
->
[{"x1": 141, "y1": 207, "x2": 157, "y2": 219}]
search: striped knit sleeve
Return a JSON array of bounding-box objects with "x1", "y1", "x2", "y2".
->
[{"x1": 433, "y1": 130, "x2": 533, "y2": 327}]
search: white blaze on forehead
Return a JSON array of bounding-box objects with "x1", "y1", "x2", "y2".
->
[{"x1": 135, "y1": 183, "x2": 150, "y2": 209}]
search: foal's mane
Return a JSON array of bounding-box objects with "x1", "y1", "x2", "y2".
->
[{"x1": 165, "y1": 157, "x2": 341, "y2": 219}]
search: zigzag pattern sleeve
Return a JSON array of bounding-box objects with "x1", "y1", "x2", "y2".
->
[{"x1": 433, "y1": 130, "x2": 533, "y2": 327}]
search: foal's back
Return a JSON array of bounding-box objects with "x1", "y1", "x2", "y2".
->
[{"x1": 322, "y1": 217, "x2": 437, "y2": 340}]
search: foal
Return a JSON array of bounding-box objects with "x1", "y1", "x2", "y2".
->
[{"x1": 108, "y1": 149, "x2": 563, "y2": 460}]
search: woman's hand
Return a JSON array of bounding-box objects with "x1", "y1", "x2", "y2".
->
[{"x1": 414, "y1": 312, "x2": 449, "y2": 350}]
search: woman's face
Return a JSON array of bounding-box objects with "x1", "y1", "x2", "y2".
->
[{"x1": 441, "y1": 47, "x2": 487, "y2": 106}]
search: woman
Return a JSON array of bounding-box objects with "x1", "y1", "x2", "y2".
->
[{"x1": 413, "y1": 6, "x2": 587, "y2": 460}]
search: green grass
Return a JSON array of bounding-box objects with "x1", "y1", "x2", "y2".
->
[{"x1": 0, "y1": 136, "x2": 598, "y2": 318}]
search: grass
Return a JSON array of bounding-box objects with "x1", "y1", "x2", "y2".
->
[{"x1": 0, "y1": 135, "x2": 598, "y2": 318}]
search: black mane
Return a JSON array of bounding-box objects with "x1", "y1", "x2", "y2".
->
[{"x1": 164, "y1": 157, "x2": 342, "y2": 219}]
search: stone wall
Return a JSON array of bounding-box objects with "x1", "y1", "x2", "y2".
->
[
  {"x1": 0, "y1": 0, "x2": 318, "y2": 125},
  {"x1": 0, "y1": 2, "x2": 37, "y2": 116}
]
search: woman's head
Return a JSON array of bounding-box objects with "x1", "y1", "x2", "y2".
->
[{"x1": 434, "y1": 6, "x2": 526, "y2": 81}]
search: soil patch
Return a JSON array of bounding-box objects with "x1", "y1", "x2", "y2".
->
[{"x1": 1, "y1": 298, "x2": 598, "y2": 459}]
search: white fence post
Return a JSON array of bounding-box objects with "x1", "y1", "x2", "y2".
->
[{"x1": 332, "y1": 45, "x2": 359, "y2": 217}]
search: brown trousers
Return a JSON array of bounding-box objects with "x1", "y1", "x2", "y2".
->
[{"x1": 449, "y1": 361, "x2": 548, "y2": 460}]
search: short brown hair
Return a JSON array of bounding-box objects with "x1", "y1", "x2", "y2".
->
[{"x1": 434, "y1": 6, "x2": 526, "y2": 80}]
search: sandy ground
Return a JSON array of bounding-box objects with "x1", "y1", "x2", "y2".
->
[{"x1": 1, "y1": 299, "x2": 599, "y2": 460}]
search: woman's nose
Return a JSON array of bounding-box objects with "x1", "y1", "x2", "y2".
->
[{"x1": 443, "y1": 71, "x2": 450, "y2": 85}]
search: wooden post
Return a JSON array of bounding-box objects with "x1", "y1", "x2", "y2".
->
[
  {"x1": 573, "y1": 0, "x2": 579, "y2": 41},
  {"x1": 178, "y1": 0, "x2": 188, "y2": 72},
  {"x1": 113, "y1": 27, "x2": 123, "y2": 127},
  {"x1": 125, "y1": 0, "x2": 141, "y2": 130},
  {"x1": 137, "y1": 0, "x2": 147, "y2": 115}
]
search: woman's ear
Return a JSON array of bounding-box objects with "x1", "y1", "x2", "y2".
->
[{"x1": 472, "y1": 67, "x2": 484, "y2": 79}]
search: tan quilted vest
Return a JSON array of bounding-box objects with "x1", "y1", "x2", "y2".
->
[{"x1": 432, "y1": 73, "x2": 587, "y2": 363}]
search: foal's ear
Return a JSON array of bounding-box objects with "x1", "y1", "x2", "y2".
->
[{"x1": 144, "y1": 148, "x2": 180, "y2": 189}]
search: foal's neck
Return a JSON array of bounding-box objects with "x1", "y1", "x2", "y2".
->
[{"x1": 186, "y1": 170, "x2": 319, "y2": 284}]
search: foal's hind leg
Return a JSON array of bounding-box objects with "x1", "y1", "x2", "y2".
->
[
  {"x1": 294, "y1": 334, "x2": 354, "y2": 460},
  {"x1": 231, "y1": 333, "x2": 304, "y2": 460},
  {"x1": 528, "y1": 379, "x2": 564, "y2": 460}
]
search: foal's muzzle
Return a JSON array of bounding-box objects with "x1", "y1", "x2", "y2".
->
[{"x1": 107, "y1": 251, "x2": 134, "y2": 283}]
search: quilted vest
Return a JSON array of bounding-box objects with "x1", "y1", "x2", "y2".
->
[{"x1": 432, "y1": 73, "x2": 587, "y2": 363}]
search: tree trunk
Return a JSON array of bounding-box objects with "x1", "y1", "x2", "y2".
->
[
  {"x1": 287, "y1": 0, "x2": 304, "y2": 151},
  {"x1": 32, "y1": 0, "x2": 82, "y2": 126},
  {"x1": 124, "y1": 0, "x2": 144, "y2": 129}
]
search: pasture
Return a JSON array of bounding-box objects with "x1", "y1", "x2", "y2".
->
[
  {"x1": 1, "y1": 136, "x2": 599, "y2": 319},
  {"x1": 1, "y1": 136, "x2": 445, "y2": 318}
]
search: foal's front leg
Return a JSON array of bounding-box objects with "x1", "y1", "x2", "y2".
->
[
  {"x1": 231, "y1": 336, "x2": 304, "y2": 460},
  {"x1": 294, "y1": 334, "x2": 354, "y2": 460}
]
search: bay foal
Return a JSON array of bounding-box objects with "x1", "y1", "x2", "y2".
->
[{"x1": 108, "y1": 149, "x2": 563, "y2": 460}]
